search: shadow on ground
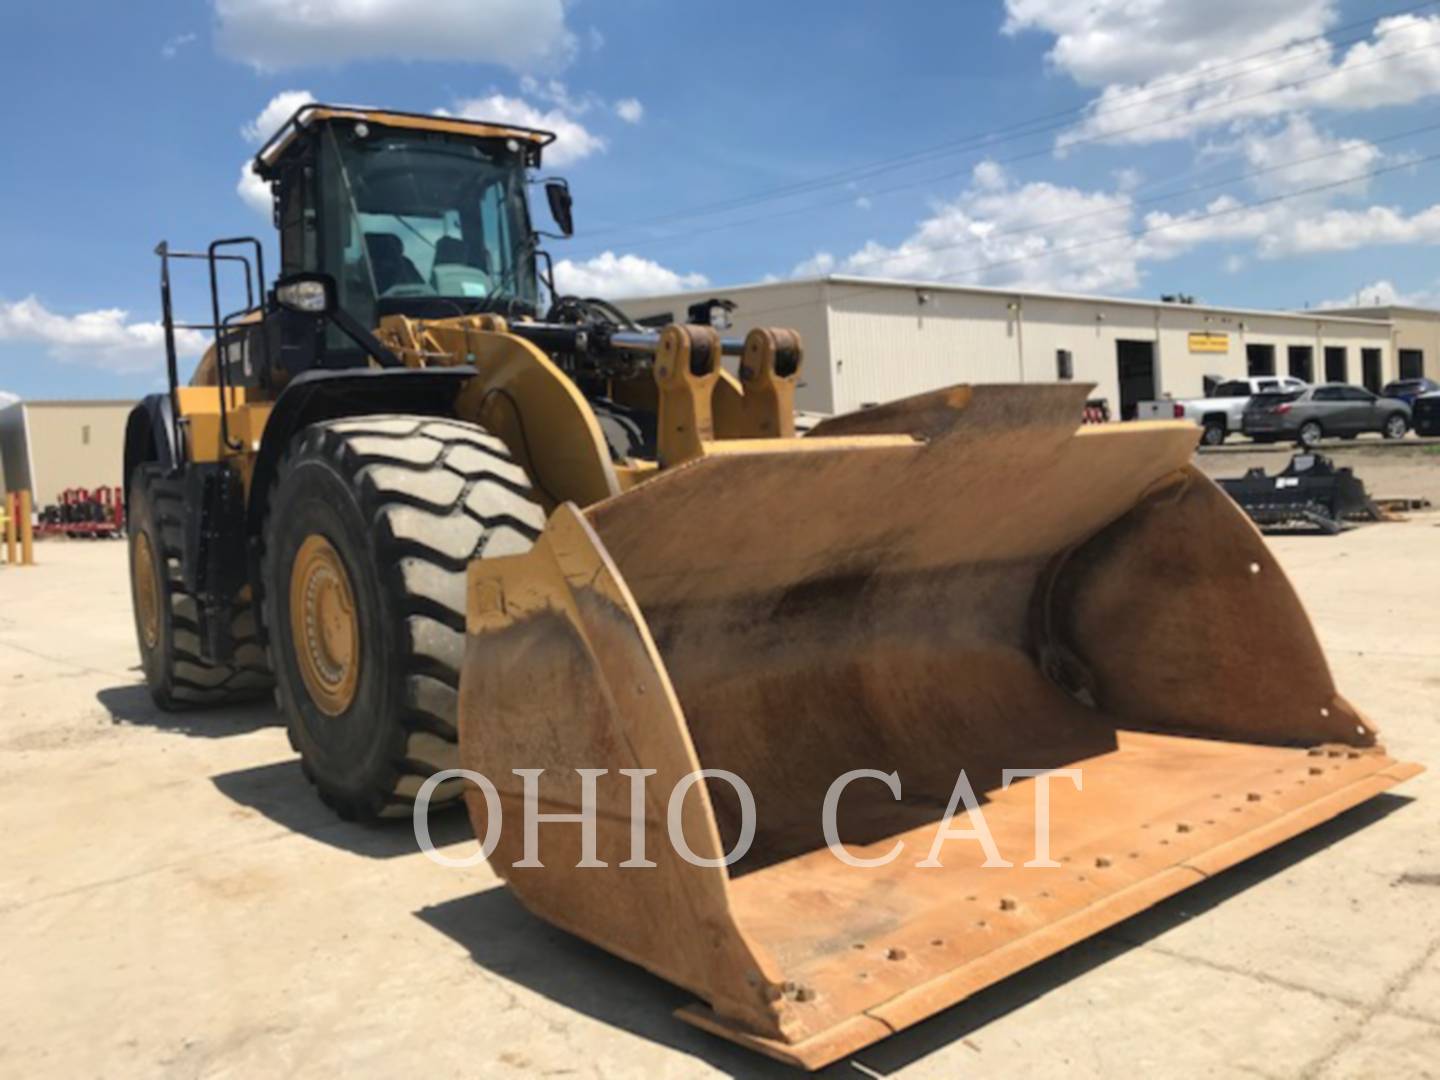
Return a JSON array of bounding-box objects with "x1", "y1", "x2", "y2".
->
[
  {"x1": 96, "y1": 683, "x2": 281, "y2": 737},
  {"x1": 210, "y1": 759, "x2": 476, "y2": 859},
  {"x1": 416, "y1": 793, "x2": 1413, "y2": 1078}
]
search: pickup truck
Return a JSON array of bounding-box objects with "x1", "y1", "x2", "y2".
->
[{"x1": 1138, "y1": 375, "x2": 1309, "y2": 445}]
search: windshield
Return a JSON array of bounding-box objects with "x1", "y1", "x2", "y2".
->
[{"x1": 318, "y1": 123, "x2": 537, "y2": 331}]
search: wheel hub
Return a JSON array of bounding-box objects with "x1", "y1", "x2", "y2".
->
[
  {"x1": 133, "y1": 531, "x2": 160, "y2": 651},
  {"x1": 290, "y1": 534, "x2": 360, "y2": 716}
]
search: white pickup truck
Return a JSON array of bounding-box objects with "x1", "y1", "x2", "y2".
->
[{"x1": 1138, "y1": 375, "x2": 1309, "y2": 445}]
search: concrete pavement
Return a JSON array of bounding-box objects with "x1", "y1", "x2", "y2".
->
[{"x1": 1, "y1": 522, "x2": 1437, "y2": 1078}]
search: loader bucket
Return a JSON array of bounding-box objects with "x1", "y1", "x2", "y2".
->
[{"x1": 456, "y1": 384, "x2": 1420, "y2": 1070}]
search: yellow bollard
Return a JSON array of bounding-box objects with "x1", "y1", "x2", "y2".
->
[
  {"x1": 19, "y1": 490, "x2": 34, "y2": 566},
  {"x1": 4, "y1": 493, "x2": 15, "y2": 566}
]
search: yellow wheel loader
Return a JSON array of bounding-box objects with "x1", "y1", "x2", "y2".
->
[{"x1": 127, "y1": 104, "x2": 1420, "y2": 1068}]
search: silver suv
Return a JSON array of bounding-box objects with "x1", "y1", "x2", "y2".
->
[{"x1": 1242, "y1": 383, "x2": 1411, "y2": 447}]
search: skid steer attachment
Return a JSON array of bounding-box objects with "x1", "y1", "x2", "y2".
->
[{"x1": 457, "y1": 384, "x2": 1419, "y2": 1070}]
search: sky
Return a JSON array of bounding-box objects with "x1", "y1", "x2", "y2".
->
[{"x1": 6, "y1": 0, "x2": 1440, "y2": 400}]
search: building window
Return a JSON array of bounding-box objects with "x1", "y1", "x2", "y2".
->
[
  {"x1": 81, "y1": 424, "x2": 91, "y2": 446},
  {"x1": 1288, "y1": 345, "x2": 1314, "y2": 383},
  {"x1": 1056, "y1": 349, "x2": 1073, "y2": 380},
  {"x1": 1324, "y1": 346, "x2": 1347, "y2": 383},
  {"x1": 1399, "y1": 349, "x2": 1424, "y2": 379},
  {"x1": 1362, "y1": 348, "x2": 1383, "y2": 393},
  {"x1": 1246, "y1": 343, "x2": 1275, "y2": 376}
]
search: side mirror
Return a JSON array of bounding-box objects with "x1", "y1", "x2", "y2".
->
[
  {"x1": 545, "y1": 180, "x2": 574, "y2": 237},
  {"x1": 275, "y1": 272, "x2": 336, "y2": 315}
]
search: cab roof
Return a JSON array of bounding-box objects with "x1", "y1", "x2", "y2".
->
[{"x1": 254, "y1": 103, "x2": 557, "y2": 178}]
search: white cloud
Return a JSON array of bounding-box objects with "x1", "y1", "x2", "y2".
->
[
  {"x1": 161, "y1": 32, "x2": 196, "y2": 59},
  {"x1": 1316, "y1": 278, "x2": 1440, "y2": 309},
  {"x1": 1049, "y1": 11, "x2": 1440, "y2": 147},
  {"x1": 0, "y1": 297, "x2": 207, "y2": 375},
  {"x1": 1318, "y1": 279, "x2": 1412, "y2": 308},
  {"x1": 854, "y1": 195, "x2": 873, "y2": 210},
  {"x1": 972, "y1": 160, "x2": 1007, "y2": 191},
  {"x1": 552, "y1": 252, "x2": 708, "y2": 298},
  {"x1": 1113, "y1": 167, "x2": 1144, "y2": 192},
  {"x1": 795, "y1": 252, "x2": 836, "y2": 276},
  {"x1": 0, "y1": 390, "x2": 18, "y2": 408},
  {"x1": 242, "y1": 89, "x2": 315, "y2": 143},
  {"x1": 519, "y1": 77, "x2": 596, "y2": 115},
  {"x1": 793, "y1": 161, "x2": 1142, "y2": 294},
  {"x1": 615, "y1": 98, "x2": 644, "y2": 124},
  {"x1": 1265, "y1": 203, "x2": 1440, "y2": 256},
  {"x1": 237, "y1": 162, "x2": 273, "y2": 217},
  {"x1": 447, "y1": 94, "x2": 604, "y2": 166},
  {"x1": 1138, "y1": 195, "x2": 1440, "y2": 261},
  {"x1": 1003, "y1": 0, "x2": 1336, "y2": 87},
  {"x1": 215, "y1": 0, "x2": 575, "y2": 72},
  {"x1": 1238, "y1": 115, "x2": 1382, "y2": 196},
  {"x1": 786, "y1": 145, "x2": 1440, "y2": 296}
]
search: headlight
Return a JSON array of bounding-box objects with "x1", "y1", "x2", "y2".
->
[{"x1": 276, "y1": 279, "x2": 331, "y2": 314}]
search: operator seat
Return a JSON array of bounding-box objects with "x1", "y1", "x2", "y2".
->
[
  {"x1": 433, "y1": 236, "x2": 468, "y2": 267},
  {"x1": 364, "y1": 232, "x2": 424, "y2": 294}
]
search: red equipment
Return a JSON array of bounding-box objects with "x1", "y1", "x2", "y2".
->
[{"x1": 36, "y1": 486, "x2": 125, "y2": 538}]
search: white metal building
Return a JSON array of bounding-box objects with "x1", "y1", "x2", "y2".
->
[
  {"x1": 620, "y1": 276, "x2": 1397, "y2": 419},
  {"x1": 0, "y1": 399, "x2": 133, "y2": 501},
  {"x1": 1311, "y1": 303, "x2": 1440, "y2": 382}
]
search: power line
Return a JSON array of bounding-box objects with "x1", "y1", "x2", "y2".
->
[
  {"x1": 564, "y1": 33, "x2": 1440, "y2": 261},
  {"x1": 726, "y1": 150, "x2": 1440, "y2": 323},
  {"x1": 574, "y1": 0, "x2": 1439, "y2": 239}
]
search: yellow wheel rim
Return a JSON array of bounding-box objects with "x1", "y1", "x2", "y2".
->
[
  {"x1": 290, "y1": 534, "x2": 361, "y2": 717},
  {"x1": 133, "y1": 530, "x2": 161, "y2": 651}
]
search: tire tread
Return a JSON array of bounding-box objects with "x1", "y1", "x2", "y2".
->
[{"x1": 262, "y1": 416, "x2": 544, "y2": 820}]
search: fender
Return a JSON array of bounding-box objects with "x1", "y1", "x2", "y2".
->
[
  {"x1": 122, "y1": 394, "x2": 179, "y2": 504},
  {"x1": 243, "y1": 366, "x2": 477, "y2": 538}
]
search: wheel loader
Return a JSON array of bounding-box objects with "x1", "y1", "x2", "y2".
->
[{"x1": 127, "y1": 104, "x2": 1420, "y2": 1069}]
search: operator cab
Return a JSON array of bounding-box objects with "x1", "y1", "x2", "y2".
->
[{"x1": 213, "y1": 106, "x2": 561, "y2": 385}]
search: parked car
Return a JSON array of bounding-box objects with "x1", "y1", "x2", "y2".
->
[
  {"x1": 1242, "y1": 384, "x2": 1411, "y2": 447},
  {"x1": 1380, "y1": 377, "x2": 1440, "y2": 405},
  {"x1": 1138, "y1": 375, "x2": 1308, "y2": 445},
  {"x1": 1414, "y1": 390, "x2": 1440, "y2": 437}
]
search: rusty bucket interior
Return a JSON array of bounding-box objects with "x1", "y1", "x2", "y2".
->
[{"x1": 457, "y1": 385, "x2": 1420, "y2": 1070}]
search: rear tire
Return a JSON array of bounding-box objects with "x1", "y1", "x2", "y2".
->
[
  {"x1": 1383, "y1": 414, "x2": 1408, "y2": 440},
  {"x1": 1298, "y1": 421, "x2": 1323, "y2": 448},
  {"x1": 127, "y1": 464, "x2": 273, "y2": 709},
  {"x1": 1201, "y1": 420, "x2": 1227, "y2": 446},
  {"x1": 261, "y1": 416, "x2": 544, "y2": 822}
]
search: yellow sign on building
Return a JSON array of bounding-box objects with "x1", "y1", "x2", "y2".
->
[{"x1": 1188, "y1": 332, "x2": 1230, "y2": 353}]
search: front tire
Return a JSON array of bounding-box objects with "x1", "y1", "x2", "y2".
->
[
  {"x1": 127, "y1": 465, "x2": 272, "y2": 709},
  {"x1": 1298, "y1": 421, "x2": 1323, "y2": 448},
  {"x1": 1383, "y1": 414, "x2": 1409, "y2": 440},
  {"x1": 261, "y1": 416, "x2": 544, "y2": 821}
]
